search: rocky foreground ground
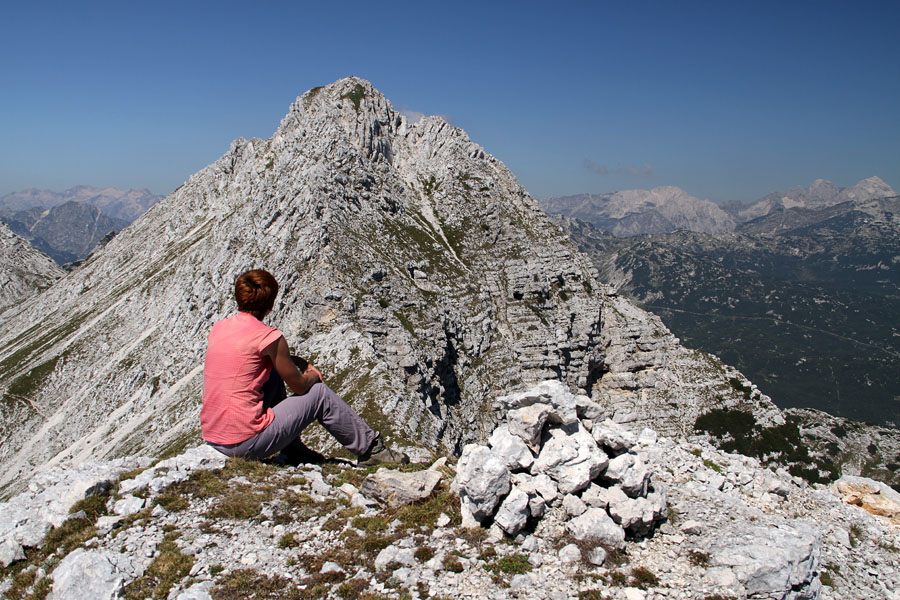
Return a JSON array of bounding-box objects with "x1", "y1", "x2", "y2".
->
[{"x1": 1, "y1": 383, "x2": 898, "y2": 600}]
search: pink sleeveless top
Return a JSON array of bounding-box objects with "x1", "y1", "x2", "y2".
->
[{"x1": 200, "y1": 312, "x2": 283, "y2": 444}]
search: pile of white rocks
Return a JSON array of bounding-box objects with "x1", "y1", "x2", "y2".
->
[{"x1": 455, "y1": 380, "x2": 666, "y2": 554}]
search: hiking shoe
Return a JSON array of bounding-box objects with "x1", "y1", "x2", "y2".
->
[{"x1": 358, "y1": 433, "x2": 409, "y2": 466}]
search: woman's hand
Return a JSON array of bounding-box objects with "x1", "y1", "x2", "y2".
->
[
  {"x1": 305, "y1": 364, "x2": 323, "y2": 383},
  {"x1": 264, "y1": 337, "x2": 318, "y2": 396}
]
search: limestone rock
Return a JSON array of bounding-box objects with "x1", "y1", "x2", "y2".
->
[
  {"x1": 587, "y1": 546, "x2": 607, "y2": 566},
  {"x1": 531, "y1": 423, "x2": 607, "y2": 495},
  {"x1": 360, "y1": 468, "x2": 442, "y2": 508},
  {"x1": 374, "y1": 545, "x2": 417, "y2": 571},
  {"x1": 0, "y1": 538, "x2": 25, "y2": 568},
  {"x1": 176, "y1": 581, "x2": 214, "y2": 600},
  {"x1": 562, "y1": 494, "x2": 587, "y2": 517},
  {"x1": 558, "y1": 543, "x2": 582, "y2": 563},
  {"x1": 112, "y1": 495, "x2": 145, "y2": 517},
  {"x1": 603, "y1": 452, "x2": 650, "y2": 498},
  {"x1": 494, "y1": 487, "x2": 530, "y2": 536},
  {"x1": 455, "y1": 444, "x2": 510, "y2": 522},
  {"x1": 488, "y1": 425, "x2": 534, "y2": 470},
  {"x1": 591, "y1": 419, "x2": 637, "y2": 453},
  {"x1": 708, "y1": 522, "x2": 820, "y2": 600},
  {"x1": 0, "y1": 220, "x2": 64, "y2": 312},
  {"x1": 49, "y1": 548, "x2": 127, "y2": 600},
  {"x1": 507, "y1": 404, "x2": 553, "y2": 452},
  {"x1": 498, "y1": 380, "x2": 579, "y2": 426},
  {"x1": 835, "y1": 475, "x2": 900, "y2": 523},
  {"x1": 566, "y1": 507, "x2": 625, "y2": 548}
]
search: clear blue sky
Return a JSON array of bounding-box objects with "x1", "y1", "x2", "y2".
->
[{"x1": 2, "y1": 0, "x2": 898, "y2": 203}]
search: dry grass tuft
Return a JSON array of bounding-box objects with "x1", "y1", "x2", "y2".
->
[{"x1": 123, "y1": 532, "x2": 194, "y2": 599}]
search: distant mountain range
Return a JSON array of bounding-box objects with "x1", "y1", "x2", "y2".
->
[
  {"x1": 0, "y1": 186, "x2": 161, "y2": 265},
  {"x1": 540, "y1": 186, "x2": 735, "y2": 236},
  {"x1": 541, "y1": 176, "x2": 895, "y2": 237},
  {"x1": 552, "y1": 191, "x2": 900, "y2": 426},
  {"x1": 0, "y1": 185, "x2": 161, "y2": 222}
]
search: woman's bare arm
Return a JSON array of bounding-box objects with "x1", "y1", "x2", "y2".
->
[{"x1": 261, "y1": 336, "x2": 321, "y2": 396}]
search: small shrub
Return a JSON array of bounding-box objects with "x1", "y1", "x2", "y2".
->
[
  {"x1": 689, "y1": 550, "x2": 710, "y2": 567},
  {"x1": 211, "y1": 568, "x2": 302, "y2": 600},
  {"x1": 703, "y1": 459, "x2": 723, "y2": 473},
  {"x1": 204, "y1": 487, "x2": 266, "y2": 520},
  {"x1": 43, "y1": 518, "x2": 96, "y2": 556},
  {"x1": 443, "y1": 555, "x2": 464, "y2": 573},
  {"x1": 322, "y1": 517, "x2": 345, "y2": 532},
  {"x1": 631, "y1": 566, "x2": 659, "y2": 589},
  {"x1": 414, "y1": 546, "x2": 435, "y2": 562},
  {"x1": 820, "y1": 570, "x2": 834, "y2": 587},
  {"x1": 577, "y1": 591, "x2": 609, "y2": 600},
  {"x1": 340, "y1": 83, "x2": 367, "y2": 111},
  {"x1": 606, "y1": 570, "x2": 628, "y2": 586},
  {"x1": 486, "y1": 554, "x2": 530, "y2": 575},
  {"x1": 154, "y1": 490, "x2": 189, "y2": 512},
  {"x1": 69, "y1": 493, "x2": 110, "y2": 522},
  {"x1": 728, "y1": 377, "x2": 752, "y2": 399},
  {"x1": 278, "y1": 533, "x2": 298, "y2": 549},
  {"x1": 351, "y1": 515, "x2": 390, "y2": 532},
  {"x1": 849, "y1": 524, "x2": 865, "y2": 547},
  {"x1": 456, "y1": 526, "x2": 488, "y2": 545},
  {"x1": 478, "y1": 546, "x2": 497, "y2": 561},
  {"x1": 337, "y1": 577, "x2": 369, "y2": 598},
  {"x1": 604, "y1": 547, "x2": 629, "y2": 567}
]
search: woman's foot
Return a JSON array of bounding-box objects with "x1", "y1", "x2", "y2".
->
[
  {"x1": 280, "y1": 438, "x2": 325, "y2": 465},
  {"x1": 357, "y1": 433, "x2": 409, "y2": 466}
]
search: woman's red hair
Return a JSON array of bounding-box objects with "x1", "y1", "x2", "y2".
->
[{"x1": 235, "y1": 269, "x2": 279, "y2": 320}]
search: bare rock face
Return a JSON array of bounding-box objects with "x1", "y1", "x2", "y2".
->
[
  {"x1": 834, "y1": 475, "x2": 900, "y2": 524},
  {"x1": 0, "y1": 220, "x2": 64, "y2": 313},
  {"x1": 0, "y1": 78, "x2": 780, "y2": 496}
]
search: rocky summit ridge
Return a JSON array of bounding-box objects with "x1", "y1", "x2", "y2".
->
[
  {"x1": 0, "y1": 221, "x2": 64, "y2": 314},
  {"x1": 1, "y1": 383, "x2": 898, "y2": 599},
  {"x1": 0, "y1": 77, "x2": 780, "y2": 498}
]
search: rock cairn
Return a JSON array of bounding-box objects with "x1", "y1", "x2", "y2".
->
[{"x1": 455, "y1": 380, "x2": 666, "y2": 553}]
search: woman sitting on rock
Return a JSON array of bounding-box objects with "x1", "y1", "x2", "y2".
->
[{"x1": 200, "y1": 269, "x2": 407, "y2": 466}]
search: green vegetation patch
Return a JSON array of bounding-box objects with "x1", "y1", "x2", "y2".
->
[
  {"x1": 340, "y1": 83, "x2": 367, "y2": 111},
  {"x1": 5, "y1": 356, "x2": 60, "y2": 403},
  {"x1": 485, "y1": 553, "x2": 531, "y2": 575},
  {"x1": 694, "y1": 409, "x2": 838, "y2": 484}
]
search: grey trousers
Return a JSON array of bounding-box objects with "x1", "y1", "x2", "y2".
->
[{"x1": 208, "y1": 371, "x2": 375, "y2": 459}]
